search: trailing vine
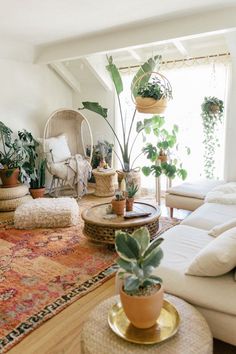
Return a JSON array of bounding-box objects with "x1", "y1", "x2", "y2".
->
[{"x1": 201, "y1": 96, "x2": 224, "y2": 179}]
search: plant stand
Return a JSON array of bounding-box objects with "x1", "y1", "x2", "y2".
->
[
  {"x1": 155, "y1": 159, "x2": 172, "y2": 205},
  {"x1": 93, "y1": 169, "x2": 117, "y2": 197}
]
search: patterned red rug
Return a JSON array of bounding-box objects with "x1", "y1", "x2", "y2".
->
[{"x1": 0, "y1": 216, "x2": 179, "y2": 353}]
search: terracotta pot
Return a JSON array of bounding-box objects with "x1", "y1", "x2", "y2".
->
[
  {"x1": 158, "y1": 155, "x2": 168, "y2": 163},
  {"x1": 126, "y1": 197, "x2": 134, "y2": 211},
  {"x1": 135, "y1": 96, "x2": 167, "y2": 114},
  {"x1": 112, "y1": 199, "x2": 125, "y2": 216},
  {"x1": 0, "y1": 168, "x2": 20, "y2": 187},
  {"x1": 29, "y1": 187, "x2": 45, "y2": 199},
  {"x1": 120, "y1": 283, "x2": 164, "y2": 329}
]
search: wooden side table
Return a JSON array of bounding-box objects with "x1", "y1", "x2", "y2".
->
[
  {"x1": 81, "y1": 294, "x2": 213, "y2": 354},
  {"x1": 92, "y1": 169, "x2": 117, "y2": 197}
]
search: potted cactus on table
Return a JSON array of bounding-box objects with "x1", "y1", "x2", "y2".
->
[
  {"x1": 115, "y1": 227, "x2": 164, "y2": 328},
  {"x1": 112, "y1": 190, "x2": 126, "y2": 216}
]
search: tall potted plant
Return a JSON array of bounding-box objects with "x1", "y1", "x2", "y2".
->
[
  {"x1": 141, "y1": 115, "x2": 189, "y2": 180},
  {"x1": 0, "y1": 121, "x2": 38, "y2": 187},
  {"x1": 29, "y1": 159, "x2": 46, "y2": 198},
  {"x1": 79, "y1": 55, "x2": 163, "y2": 187},
  {"x1": 115, "y1": 227, "x2": 164, "y2": 328}
]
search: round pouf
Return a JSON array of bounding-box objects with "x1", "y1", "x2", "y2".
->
[
  {"x1": 81, "y1": 295, "x2": 213, "y2": 354},
  {"x1": 0, "y1": 184, "x2": 29, "y2": 200},
  {"x1": 0, "y1": 195, "x2": 32, "y2": 211},
  {"x1": 92, "y1": 169, "x2": 117, "y2": 197}
]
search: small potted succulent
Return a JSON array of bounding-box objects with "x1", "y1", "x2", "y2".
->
[
  {"x1": 126, "y1": 182, "x2": 139, "y2": 211},
  {"x1": 115, "y1": 227, "x2": 164, "y2": 328},
  {"x1": 135, "y1": 76, "x2": 172, "y2": 114},
  {"x1": 112, "y1": 190, "x2": 126, "y2": 216}
]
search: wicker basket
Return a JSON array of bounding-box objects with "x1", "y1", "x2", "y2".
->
[{"x1": 135, "y1": 96, "x2": 167, "y2": 114}]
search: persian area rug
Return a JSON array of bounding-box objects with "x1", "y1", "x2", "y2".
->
[{"x1": 0, "y1": 216, "x2": 180, "y2": 353}]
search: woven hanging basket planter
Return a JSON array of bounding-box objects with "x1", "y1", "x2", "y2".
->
[
  {"x1": 135, "y1": 96, "x2": 168, "y2": 114},
  {"x1": 132, "y1": 71, "x2": 172, "y2": 114}
]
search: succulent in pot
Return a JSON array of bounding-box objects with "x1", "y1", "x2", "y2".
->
[
  {"x1": 126, "y1": 182, "x2": 139, "y2": 211},
  {"x1": 115, "y1": 227, "x2": 164, "y2": 328},
  {"x1": 112, "y1": 190, "x2": 126, "y2": 216}
]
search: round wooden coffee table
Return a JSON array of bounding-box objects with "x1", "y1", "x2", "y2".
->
[{"x1": 81, "y1": 202, "x2": 161, "y2": 244}]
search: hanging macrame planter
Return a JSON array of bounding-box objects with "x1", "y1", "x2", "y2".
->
[{"x1": 132, "y1": 71, "x2": 172, "y2": 114}]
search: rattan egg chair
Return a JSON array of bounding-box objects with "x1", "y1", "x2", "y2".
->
[{"x1": 43, "y1": 108, "x2": 93, "y2": 197}]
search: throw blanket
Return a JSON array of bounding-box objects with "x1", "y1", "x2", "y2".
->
[
  {"x1": 67, "y1": 154, "x2": 92, "y2": 198},
  {"x1": 205, "y1": 182, "x2": 236, "y2": 204}
]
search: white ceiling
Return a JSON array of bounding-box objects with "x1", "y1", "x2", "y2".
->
[{"x1": 1, "y1": 0, "x2": 236, "y2": 46}]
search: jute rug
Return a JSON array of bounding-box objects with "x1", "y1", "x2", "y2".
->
[{"x1": 0, "y1": 209, "x2": 179, "y2": 353}]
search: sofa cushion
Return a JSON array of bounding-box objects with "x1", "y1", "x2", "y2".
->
[
  {"x1": 154, "y1": 225, "x2": 236, "y2": 316},
  {"x1": 208, "y1": 218, "x2": 236, "y2": 237},
  {"x1": 181, "y1": 203, "x2": 236, "y2": 230},
  {"x1": 186, "y1": 227, "x2": 236, "y2": 276},
  {"x1": 166, "y1": 179, "x2": 224, "y2": 199}
]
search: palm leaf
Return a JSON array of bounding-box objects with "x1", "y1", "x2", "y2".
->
[{"x1": 106, "y1": 56, "x2": 123, "y2": 95}]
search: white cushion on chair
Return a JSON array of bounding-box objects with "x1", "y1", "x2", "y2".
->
[{"x1": 44, "y1": 135, "x2": 71, "y2": 163}]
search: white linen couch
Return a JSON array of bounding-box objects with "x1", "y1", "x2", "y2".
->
[{"x1": 155, "y1": 202, "x2": 236, "y2": 345}]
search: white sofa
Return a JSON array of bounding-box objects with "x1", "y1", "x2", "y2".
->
[{"x1": 155, "y1": 202, "x2": 236, "y2": 345}]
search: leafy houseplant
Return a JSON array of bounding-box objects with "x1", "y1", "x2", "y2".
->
[
  {"x1": 0, "y1": 121, "x2": 38, "y2": 186},
  {"x1": 79, "y1": 55, "x2": 162, "y2": 178},
  {"x1": 115, "y1": 227, "x2": 164, "y2": 328},
  {"x1": 201, "y1": 96, "x2": 224, "y2": 179},
  {"x1": 126, "y1": 182, "x2": 139, "y2": 211},
  {"x1": 141, "y1": 115, "x2": 189, "y2": 180},
  {"x1": 29, "y1": 159, "x2": 46, "y2": 198}
]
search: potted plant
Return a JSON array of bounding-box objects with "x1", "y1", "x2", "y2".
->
[
  {"x1": 112, "y1": 190, "x2": 126, "y2": 216},
  {"x1": 29, "y1": 159, "x2": 46, "y2": 198},
  {"x1": 126, "y1": 182, "x2": 139, "y2": 211},
  {"x1": 135, "y1": 75, "x2": 172, "y2": 114},
  {"x1": 115, "y1": 227, "x2": 164, "y2": 328},
  {"x1": 79, "y1": 55, "x2": 163, "y2": 187},
  {"x1": 141, "y1": 115, "x2": 189, "y2": 180},
  {"x1": 0, "y1": 121, "x2": 38, "y2": 187},
  {"x1": 201, "y1": 96, "x2": 224, "y2": 179}
]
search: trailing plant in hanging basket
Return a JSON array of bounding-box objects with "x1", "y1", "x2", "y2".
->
[{"x1": 201, "y1": 96, "x2": 224, "y2": 179}]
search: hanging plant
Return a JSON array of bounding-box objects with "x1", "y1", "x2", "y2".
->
[{"x1": 201, "y1": 96, "x2": 224, "y2": 179}]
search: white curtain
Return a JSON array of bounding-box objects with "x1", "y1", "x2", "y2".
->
[{"x1": 117, "y1": 57, "x2": 230, "y2": 192}]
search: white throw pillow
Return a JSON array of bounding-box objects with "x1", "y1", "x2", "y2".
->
[
  {"x1": 44, "y1": 135, "x2": 71, "y2": 163},
  {"x1": 208, "y1": 218, "x2": 236, "y2": 237},
  {"x1": 186, "y1": 227, "x2": 236, "y2": 277}
]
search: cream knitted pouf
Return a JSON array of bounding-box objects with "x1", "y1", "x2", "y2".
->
[
  {"x1": 14, "y1": 197, "x2": 80, "y2": 229},
  {"x1": 81, "y1": 294, "x2": 213, "y2": 354}
]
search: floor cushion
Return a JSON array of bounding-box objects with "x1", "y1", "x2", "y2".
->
[
  {"x1": 0, "y1": 195, "x2": 32, "y2": 211},
  {"x1": 14, "y1": 197, "x2": 79, "y2": 229},
  {"x1": 0, "y1": 184, "x2": 28, "y2": 200}
]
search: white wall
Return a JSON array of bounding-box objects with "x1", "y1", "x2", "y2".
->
[{"x1": 0, "y1": 40, "x2": 73, "y2": 138}]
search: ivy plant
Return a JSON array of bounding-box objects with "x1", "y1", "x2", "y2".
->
[{"x1": 201, "y1": 96, "x2": 224, "y2": 179}]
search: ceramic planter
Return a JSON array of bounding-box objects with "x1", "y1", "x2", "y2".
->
[
  {"x1": 0, "y1": 168, "x2": 20, "y2": 187},
  {"x1": 135, "y1": 97, "x2": 167, "y2": 114},
  {"x1": 126, "y1": 197, "x2": 134, "y2": 211},
  {"x1": 29, "y1": 187, "x2": 45, "y2": 199},
  {"x1": 120, "y1": 283, "x2": 164, "y2": 329},
  {"x1": 112, "y1": 199, "x2": 125, "y2": 216}
]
